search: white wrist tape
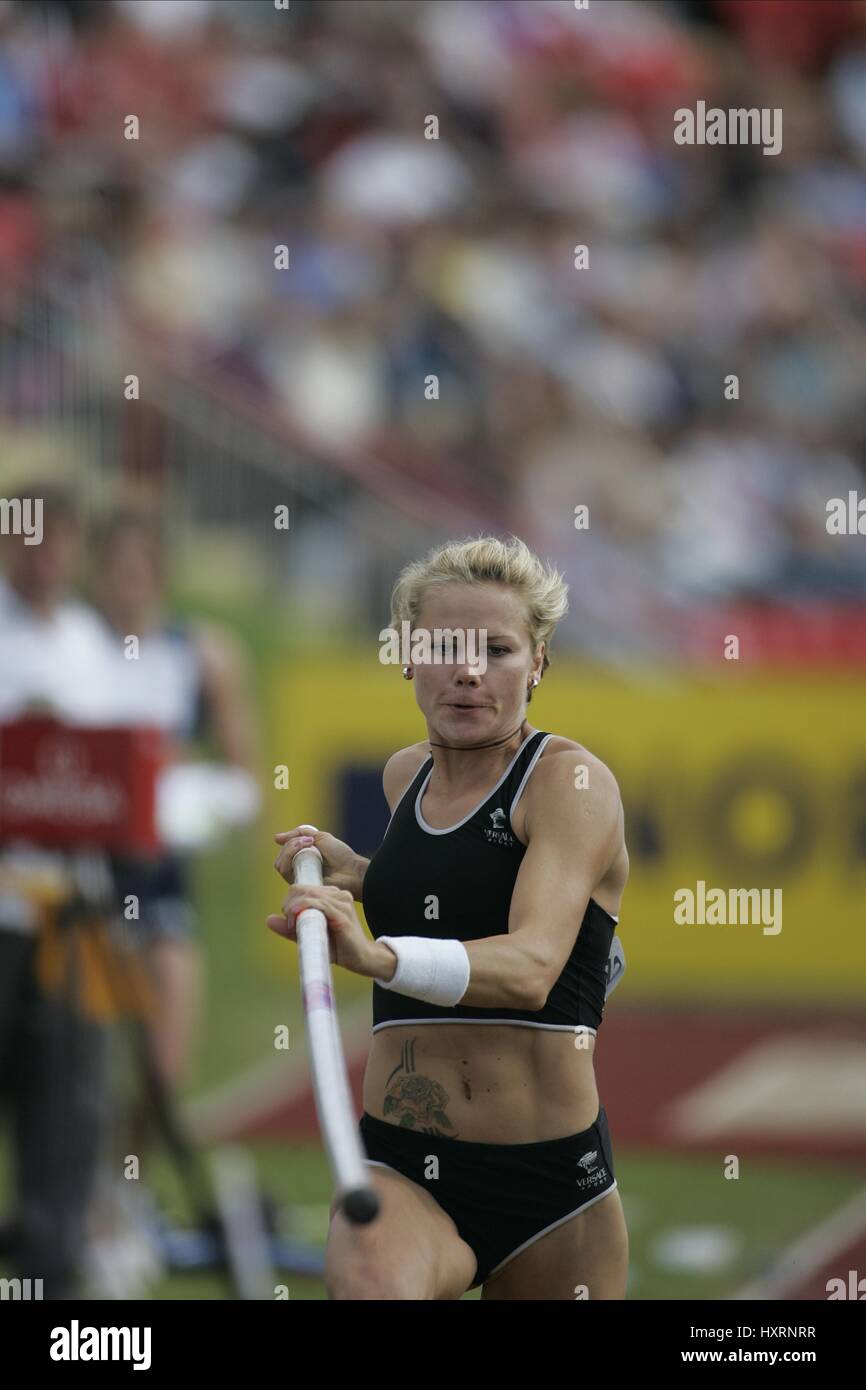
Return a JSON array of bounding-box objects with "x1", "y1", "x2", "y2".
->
[{"x1": 375, "y1": 936, "x2": 470, "y2": 1007}]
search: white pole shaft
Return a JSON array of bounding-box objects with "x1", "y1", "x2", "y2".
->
[{"x1": 292, "y1": 826, "x2": 379, "y2": 1224}]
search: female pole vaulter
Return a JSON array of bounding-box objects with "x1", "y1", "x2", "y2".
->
[{"x1": 268, "y1": 535, "x2": 629, "y2": 1301}]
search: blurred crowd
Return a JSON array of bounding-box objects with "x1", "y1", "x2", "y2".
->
[
  {"x1": 1, "y1": 0, "x2": 866, "y2": 656},
  {"x1": 0, "y1": 0, "x2": 864, "y2": 1297}
]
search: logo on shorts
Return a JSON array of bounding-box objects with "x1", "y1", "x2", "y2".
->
[
  {"x1": 576, "y1": 1148, "x2": 609, "y2": 1191},
  {"x1": 484, "y1": 807, "x2": 515, "y2": 846}
]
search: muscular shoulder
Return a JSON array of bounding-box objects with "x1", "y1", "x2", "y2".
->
[
  {"x1": 382, "y1": 741, "x2": 430, "y2": 812},
  {"x1": 524, "y1": 736, "x2": 622, "y2": 835}
]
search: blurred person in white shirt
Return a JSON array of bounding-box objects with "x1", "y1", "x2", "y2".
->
[
  {"x1": 90, "y1": 508, "x2": 259, "y2": 1107},
  {"x1": 0, "y1": 484, "x2": 116, "y2": 1298}
]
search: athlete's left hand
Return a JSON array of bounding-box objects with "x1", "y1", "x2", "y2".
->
[{"x1": 266, "y1": 883, "x2": 384, "y2": 978}]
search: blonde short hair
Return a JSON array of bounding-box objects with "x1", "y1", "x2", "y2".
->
[{"x1": 390, "y1": 535, "x2": 568, "y2": 700}]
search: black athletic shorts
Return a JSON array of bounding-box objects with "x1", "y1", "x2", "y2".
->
[
  {"x1": 109, "y1": 852, "x2": 198, "y2": 944},
  {"x1": 358, "y1": 1105, "x2": 617, "y2": 1290}
]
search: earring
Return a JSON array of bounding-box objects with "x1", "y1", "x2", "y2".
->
[
  {"x1": 402, "y1": 666, "x2": 413, "y2": 679},
  {"x1": 529, "y1": 676, "x2": 539, "y2": 689}
]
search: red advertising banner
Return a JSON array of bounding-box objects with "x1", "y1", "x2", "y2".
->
[
  {"x1": 0, "y1": 717, "x2": 165, "y2": 852},
  {"x1": 681, "y1": 603, "x2": 866, "y2": 667}
]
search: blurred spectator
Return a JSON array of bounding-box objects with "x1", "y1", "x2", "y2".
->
[
  {"x1": 91, "y1": 508, "x2": 259, "y2": 1098},
  {"x1": 0, "y1": 486, "x2": 115, "y2": 1298}
]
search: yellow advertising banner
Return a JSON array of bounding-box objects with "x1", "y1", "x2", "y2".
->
[{"x1": 263, "y1": 653, "x2": 866, "y2": 1006}]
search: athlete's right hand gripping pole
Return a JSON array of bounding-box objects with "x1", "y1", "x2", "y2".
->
[{"x1": 291, "y1": 825, "x2": 379, "y2": 1225}]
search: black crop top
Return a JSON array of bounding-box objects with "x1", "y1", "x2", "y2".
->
[{"x1": 362, "y1": 729, "x2": 619, "y2": 1035}]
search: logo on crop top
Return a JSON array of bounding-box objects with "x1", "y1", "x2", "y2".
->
[
  {"x1": 485, "y1": 807, "x2": 515, "y2": 846},
  {"x1": 576, "y1": 1148, "x2": 610, "y2": 1192}
]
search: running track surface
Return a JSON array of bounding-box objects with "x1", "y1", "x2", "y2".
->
[
  {"x1": 191, "y1": 1003, "x2": 866, "y2": 1300},
  {"x1": 195, "y1": 1004, "x2": 866, "y2": 1163}
]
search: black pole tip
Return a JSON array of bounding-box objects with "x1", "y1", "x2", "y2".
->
[{"x1": 341, "y1": 1187, "x2": 380, "y2": 1224}]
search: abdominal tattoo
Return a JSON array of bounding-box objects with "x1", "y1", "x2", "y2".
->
[{"x1": 383, "y1": 1037, "x2": 459, "y2": 1135}]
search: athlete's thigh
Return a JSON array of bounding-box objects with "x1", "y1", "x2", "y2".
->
[
  {"x1": 325, "y1": 1165, "x2": 477, "y2": 1301},
  {"x1": 481, "y1": 1187, "x2": 628, "y2": 1301}
]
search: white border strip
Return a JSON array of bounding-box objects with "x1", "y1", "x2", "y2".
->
[
  {"x1": 509, "y1": 733, "x2": 553, "y2": 827},
  {"x1": 415, "y1": 729, "x2": 538, "y2": 835},
  {"x1": 372, "y1": 1017, "x2": 596, "y2": 1035},
  {"x1": 384, "y1": 753, "x2": 432, "y2": 833},
  {"x1": 361, "y1": 1162, "x2": 619, "y2": 1290},
  {"x1": 486, "y1": 1181, "x2": 619, "y2": 1281}
]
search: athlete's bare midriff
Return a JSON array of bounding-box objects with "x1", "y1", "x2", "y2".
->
[
  {"x1": 363, "y1": 1023, "x2": 600, "y2": 1142},
  {"x1": 361, "y1": 729, "x2": 626, "y2": 1144}
]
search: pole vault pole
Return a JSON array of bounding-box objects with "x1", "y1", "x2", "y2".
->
[{"x1": 291, "y1": 826, "x2": 379, "y2": 1225}]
